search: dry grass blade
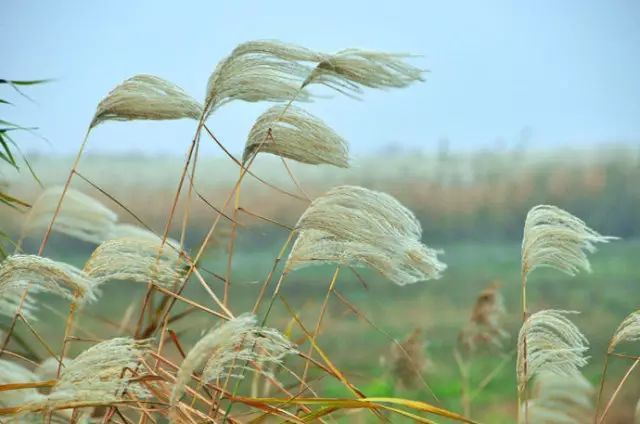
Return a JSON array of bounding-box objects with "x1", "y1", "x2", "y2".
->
[
  {"x1": 302, "y1": 49, "x2": 424, "y2": 95},
  {"x1": 90, "y1": 74, "x2": 202, "y2": 128},
  {"x1": 608, "y1": 309, "x2": 640, "y2": 353},
  {"x1": 286, "y1": 185, "x2": 445, "y2": 285},
  {"x1": 517, "y1": 310, "x2": 589, "y2": 394},
  {"x1": 524, "y1": 372, "x2": 594, "y2": 424},
  {"x1": 0, "y1": 255, "x2": 98, "y2": 319},
  {"x1": 522, "y1": 205, "x2": 615, "y2": 278},
  {"x1": 84, "y1": 237, "x2": 186, "y2": 287},
  {"x1": 170, "y1": 314, "x2": 295, "y2": 406},
  {"x1": 22, "y1": 187, "x2": 118, "y2": 244},
  {"x1": 203, "y1": 40, "x2": 320, "y2": 118},
  {"x1": 243, "y1": 105, "x2": 349, "y2": 167}
]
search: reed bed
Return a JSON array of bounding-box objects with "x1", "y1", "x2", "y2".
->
[{"x1": 0, "y1": 39, "x2": 636, "y2": 424}]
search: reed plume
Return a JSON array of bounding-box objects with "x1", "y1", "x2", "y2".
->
[
  {"x1": 608, "y1": 309, "x2": 640, "y2": 353},
  {"x1": 286, "y1": 185, "x2": 445, "y2": 285},
  {"x1": 0, "y1": 359, "x2": 43, "y2": 408},
  {"x1": 44, "y1": 337, "x2": 151, "y2": 406},
  {"x1": 170, "y1": 314, "x2": 295, "y2": 406},
  {"x1": 524, "y1": 372, "x2": 594, "y2": 424},
  {"x1": 107, "y1": 223, "x2": 179, "y2": 248},
  {"x1": 522, "y1": 205, "x2": 615, "y2": 278},
  {"x1": 84, "y1": 237, "x2": 186, "y2": 287},
  {"x1": 390, "y1": 328, "x2": 428, "y2": 390},
  {"x1": 302, "y1": 49, "x2": 424, "y2": 95},
  {"x1": 458, "y1": 281, "x2": 508, "y2": 352},
  {"x1": 0, "y1": 255, "x2": 98, "y2": 319},
  {"x1": 90, "y1": 74, "x2": 202, "y2": 129},
  {"x1": 517, "y1": 310, "x2": 589, "y2": 394},
  {"x1": 243, "y1": 105, "x2": 349, "y2": 167},
  {"x1": 203, "y1": 40, "x2": 318, "y2": 118},
  {"x1": 22, "y1": 187, "x2": 118, "y2": 245}
]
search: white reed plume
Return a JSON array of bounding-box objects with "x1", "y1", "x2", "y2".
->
[
  {"x1": 286, "y1": 185, "x2": 445, "y2": 285},
  {"x1": 44, "y1": 337, "x2": 150, "y2": 407},
  {"x1": 517, "y1": 310, "x2": 589, "y2": 394},
  {"x1": 243, "y1": 105, "x2": 349, "y2": 167},
  {"x1": 0, "y1": 359, "x2": 44, "y2": 408},
  {"x1": 522, "y1": 205, "x2": 615, "y2": 278},
  {"x1": 302, "y1": 49, "x2": 424, "y2": 95},
  {"x1": 523, "y1": 372, "x2": 594, "y2": 424},
  {"x1": 171, "y1": 314, "x2": 295, "y2": 406},
  {"x1": 84, "y1": 237, "x2": 186, "y2": 287},
  {"x1": 0, "y1": 255, "x2": 98, "y2": 319},
  {"x1": 22, "y1": 187, "x2": 118, "y2": 245},
  {"x1": 608, "y1": 310, "x2": 640, "y2": 353},
  {"x1": 107, "y1": 223, "x2": 180, "y2": 248},
  {"x1": 35, "y1": 357, "x2": 70, "y2": 381},
  {"x1": 203, "y1": 40, "x2": 320, "y2": 118},
  {"x1": 90, "y1": 74, "x2": 202, "y2": 129}
]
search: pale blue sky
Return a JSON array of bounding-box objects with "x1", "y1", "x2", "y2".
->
[{"x1": 2, "y1": 1, "x2": 640, "y2": 156}]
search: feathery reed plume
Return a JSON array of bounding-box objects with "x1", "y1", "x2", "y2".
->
[
  {"x1": 390, "y1": 328, "x2": 429, "y2": 390},
  {"x1": 0, "y1": 255, "x2": 98, "y2": 319},
  {"x1": 286, "y1": 185, "x2": 445, "y2": 285},
  {"x1": 523, "y1": 372, "x2": 594, "y2": 424},
  {"x1": 45, "y1": 337, "x2": 150, "y2": 406},
  {"x1": 90, "y1": 74, "x2": 202, "y2": 129},
  {"x1": 517, "y1": 310, "x2": 589, "y2": 394},
  {"x1": 22, "y1": 187, "x2": 118, "y2": 244},
  {"x1": 35, "y1": 357, "x2": 70, "y2": 381},
  {"x1": 203, "y1": 40, "x2": 320, "y2": 118},
  {"x1": 0, "y1": 359, "x2": 43, "y2": 408},
  {"x1": 171, "y1": 314, "x2": 295, "y2": 406},
  {"x1": 243, "y1": 105, "x2": 349, "y2": 167},
  {"x1": 458, "y1": 281, "x2": 508, "y2": 353},
  {"x1": 84, "y1": 237, "x2": 186, "y2": 287},
  {"x1": 107, "y1": 223, "x2": 179, "y2": 247},
  {"x1": 608, "y1": 310, "x2": 640, "y2": 353},
  {"x1": 522, "y1": 205, "x2": 615, "y2": 278},
  {"x1": 302, "y1": 49, "x2": 424, "y2": 95}
]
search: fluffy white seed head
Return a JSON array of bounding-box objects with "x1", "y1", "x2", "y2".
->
[
  {"x1": 522, "y1": 205, "x2": 615, "y2": 278},
  {"x1": 0, "y1": 360, "x2": 43, "y2": 408},
  {"x1": 522, "y1": 372, "x2": 594, "y2": 424},
  {"x1": 107, "y1": 223, "x2": 180, "y2": 248},
  {"x1": 286, "y1": 186, "x2": 445, "y2": 285},
  {"x1": 517, "y1": 310, "x2": 589, "y2": 394},
  {"x1": 171, "y1": 314, "x2": 295, "y2": 406},
  {"x1": 90, "y1": 74, "x2": 202, "y2": 128},
  {"x1": 0, "y1": 255, "x2": 98, "y2": 320},
  {"x1": 22, "y1": 187, "x2": 118, "y2": 245},
  {"x1": 203, "y1": 40, "x2": 319, "y2": 119},
  {"x1": 609, "y1": 310, "x2": 640, "y2": 353},
  {"x1": 243, "y1": 105, "x2": 349, "y2": 167},
  {"x1": 302, "y1": 49, "x2": 424, "y2": 96},
  {"x1": 46, "y1": 337, "x2": 150, "y2": 406},
  {"x1": 84, "y1": 237, "x2": 186, "y2": 287}
]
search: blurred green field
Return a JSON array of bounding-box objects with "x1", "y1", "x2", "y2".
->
[{"x1": 31, "y1": 235, "x2": 640, "y2": 423}]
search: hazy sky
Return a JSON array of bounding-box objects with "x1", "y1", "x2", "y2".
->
[{"x1": 2, "y1": 1, "x2": 640, "y2": 156}]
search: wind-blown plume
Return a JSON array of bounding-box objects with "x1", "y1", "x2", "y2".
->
[
  {"x1": 90, "y1": 74, "x2": 202, "y2": 129},
  {"x1": 243, "y1": 105, "x2": 349, "y2": 167},
  {"x1": 302, "y1": 49, "x2": 424, "y2": 95},
  {"x1": 390, "y1": 328, "x2": 429, "y2": 390},
  {"x1": 608, "y1": 310, "x2": 640, "y2": 353},
  {"x1": 171, "y1": 314, "x2": 295, "y2": 406},
  {"x1": 22, "y1": 187, "x2": 118, "y2": 245},
  {"x1": 458, "y1": 281, "x2": 508, "y2": 352},
  {"x1": 523, "y1": 372, "x2": 594, "y2": 424},
  {"x1": 84, "y1": 237, "x2": 186, "y2": 287},
  {"x1": 0, "y1": 360, "x2": 43, "y2": 408},
  {"x1": 286, "y1": 185, "x2": 445, "y2": 285},
  {"x1": 107, "y1": 223, "x2": 179, "y2": 248},
  {"x1": 203, "y1": 40, "x2": 320, "y2": 118},
  {"x1": 521, "y1": 205, "x2": 615, "y2": 278},
  {"x1": 0, "y1": 255, "x2": 98, "y2": 319},
  {"x1": 44, "y1": 338, "x2": 150, "y2": 407},
  {"x1": 517, "y1": 310, "x2": 589, "y2": 394}
]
